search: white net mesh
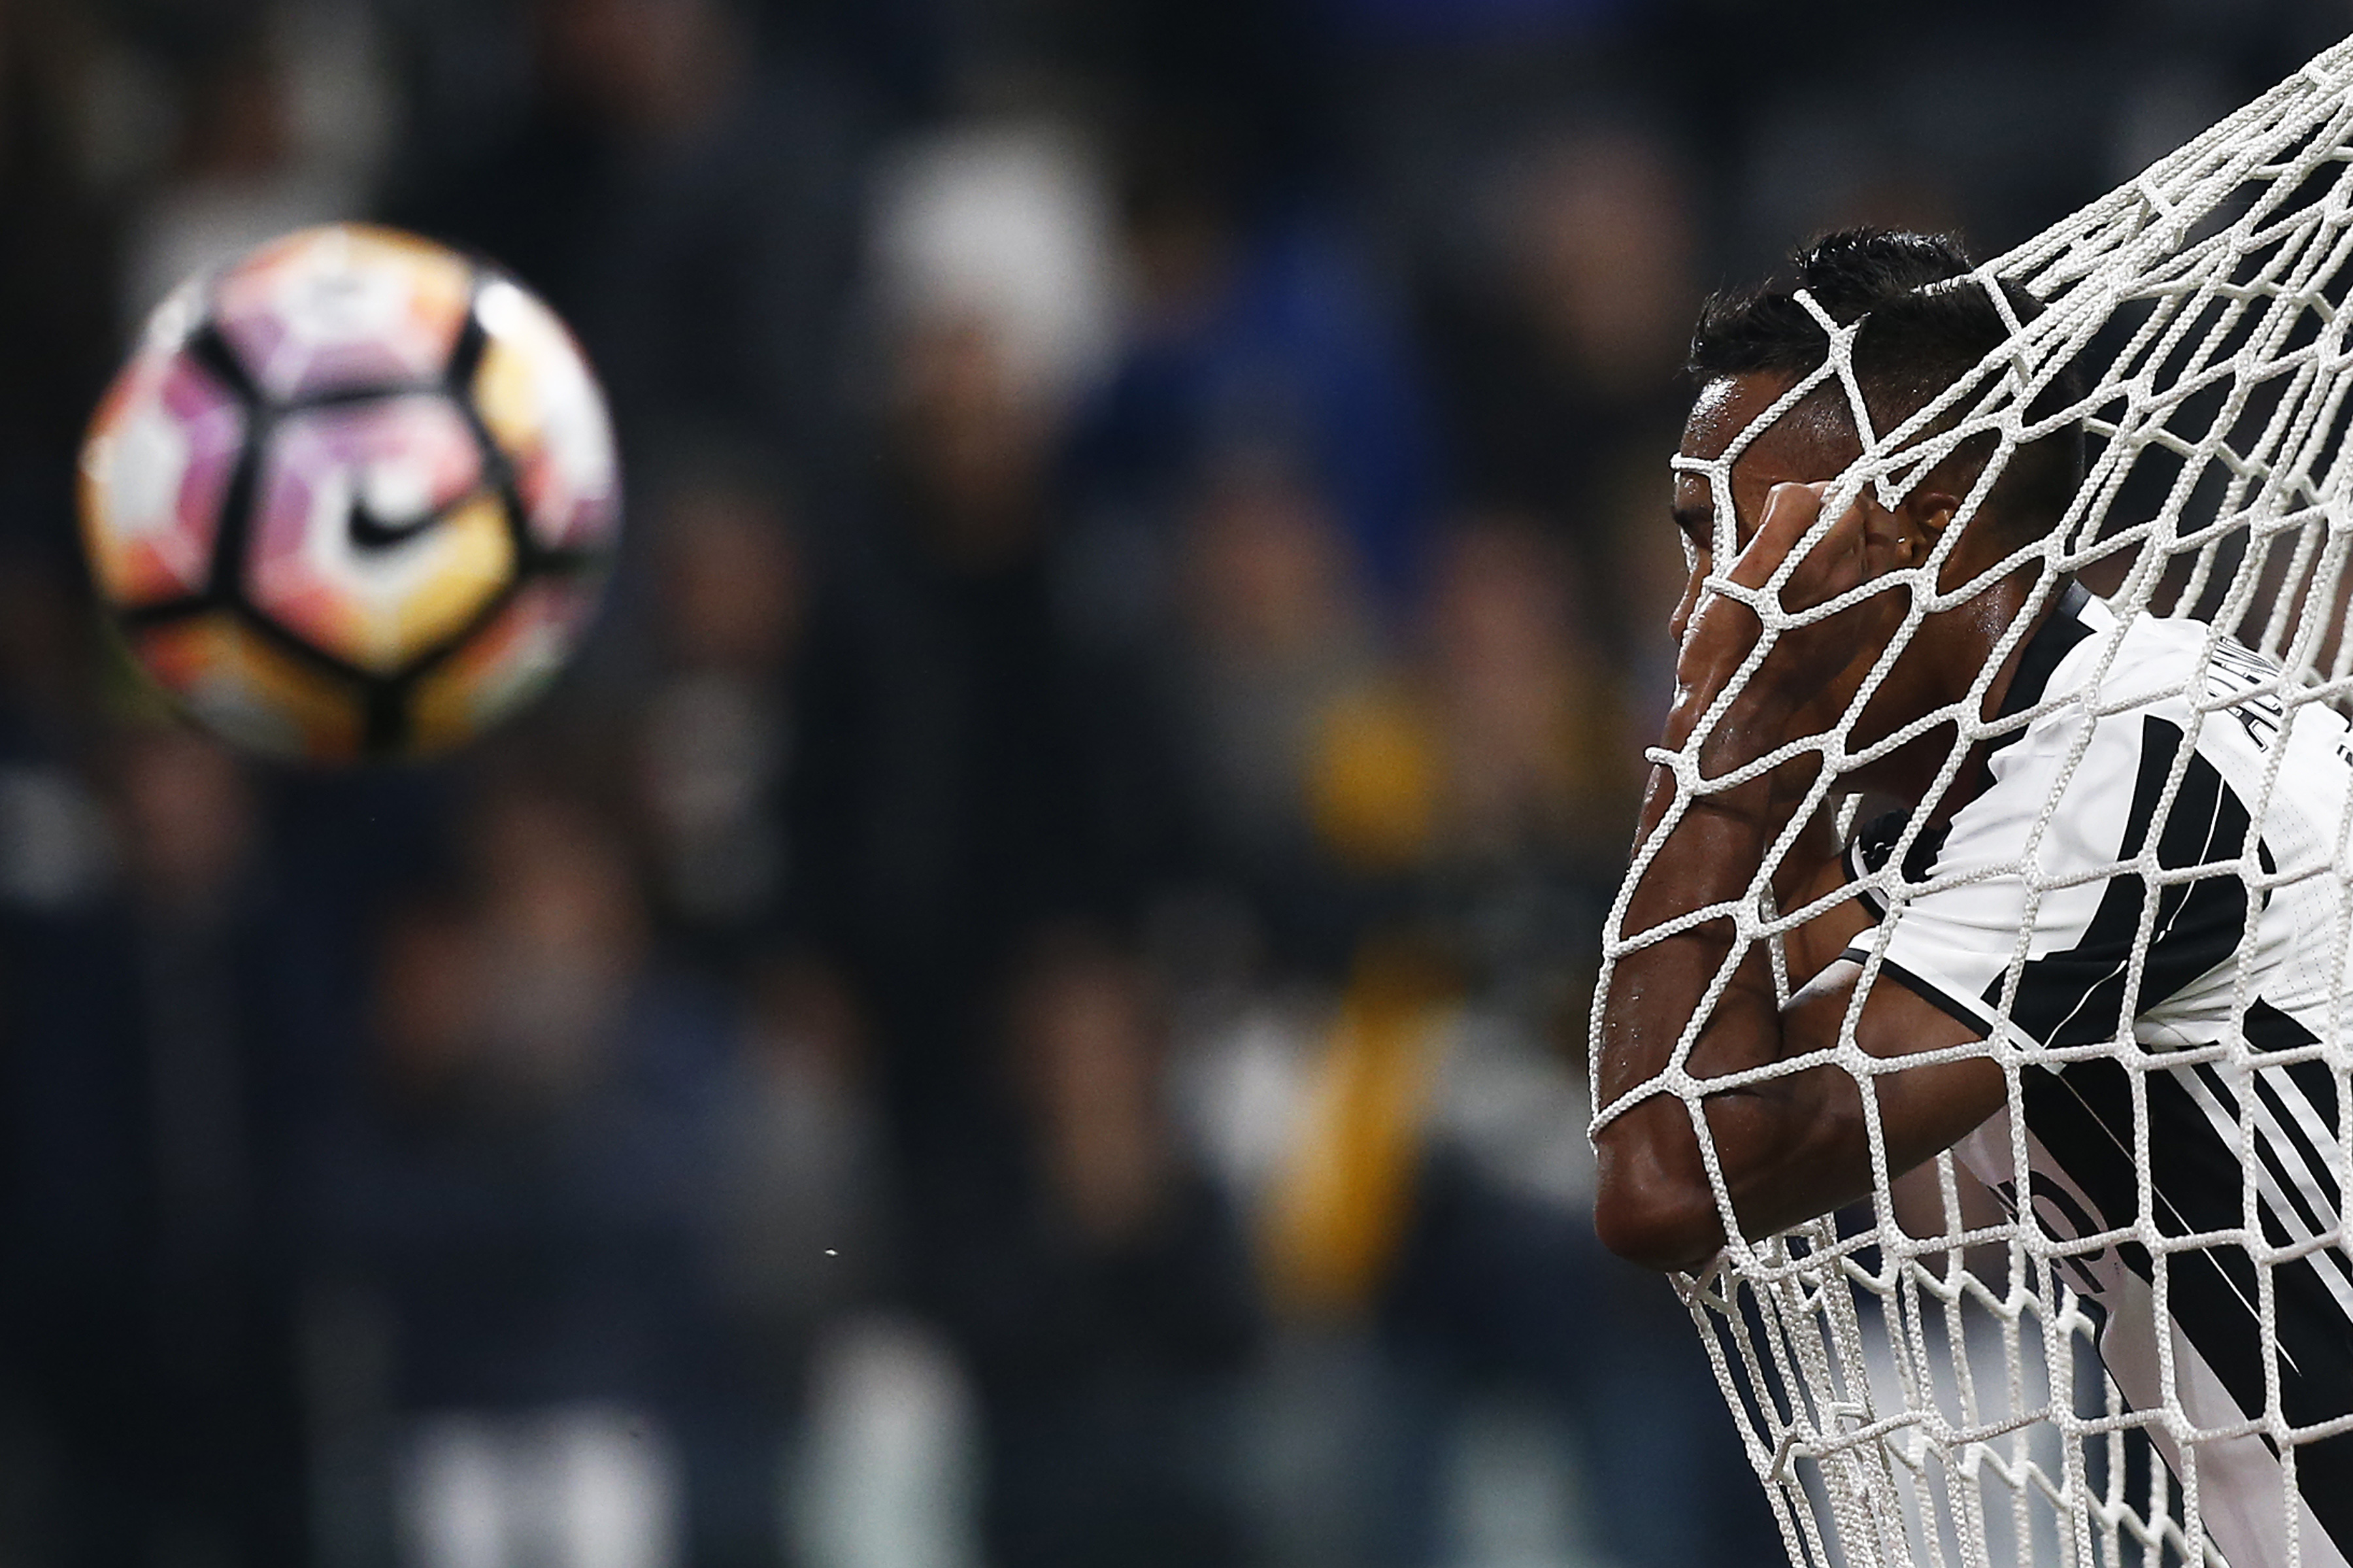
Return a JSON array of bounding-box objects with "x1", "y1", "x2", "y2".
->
[{"x1": 1592, "y1": 38, "x2": 2353, "y2": 1568}]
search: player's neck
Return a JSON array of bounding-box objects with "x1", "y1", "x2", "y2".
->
[
  {"x1": 1845, "y1": 570, "x2": 2048, "y2": 815},
  {"x1": 1969, "y1": 571, "x2": 2071, "y2": 726},
  {"x1": 1903, "y1": 571, "x2": 2067, "y2": 820}
]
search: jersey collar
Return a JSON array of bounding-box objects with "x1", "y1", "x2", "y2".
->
[{"x1": 1990, "y1": 578, "x2": 2095, "y2": 734}]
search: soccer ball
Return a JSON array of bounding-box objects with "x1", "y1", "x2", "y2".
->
[{"x1": 78, "y1": 224, "x2": 620, "y2": 762}]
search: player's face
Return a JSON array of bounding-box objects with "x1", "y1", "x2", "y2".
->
[
  {"x1": 1671, "y1": 371, "x2": 1979, "y2": 798},
  {"x1": 1667, "y1": 373, "x2": 1861, "y2": 647}
]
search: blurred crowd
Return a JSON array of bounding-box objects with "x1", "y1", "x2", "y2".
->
[{"x1": 0, "y1": 1, "x2": 2345, "y2": 1565}]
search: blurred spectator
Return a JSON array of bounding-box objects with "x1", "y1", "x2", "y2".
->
[
  {"x1": 1422, "y1": 517, "x2": 1629, "y2": 878},
  {"x1": 332, "y1": 780, "x2": 733, "y2": 1568},
  {"x1": 792, "y1": 162, "x2": 1195, "y2": 1201},
  {"x1": 127, "y1": 40, "x2": 318, "y2": 316},
  {"x1": 1180, "y1": 458, "x2": 1380, "y2": 859},
  {"x1": 384, "y1": 0, "x2": 871, "y2": 574},
  {"x1": 1, "y1": 726, "x2": 319, "y2": 1567},
  {"x1": 1258, "y1": 939, "x2": 1455, "y2": 1326},
  {"x1": 699, "y1": 956, "x2": 888, "y2": 1566},
  {"x1": 0, "y1": 542, "x2": 112, "y2": 754},
  {"x1": 1191, "y1": 925, "x2": 1773, "y2": 1568},
  {"x1": 1415, "y1": 124, "x2": 1698, "y2": 646},
  {"x1": 1073, "y1": 124, "x2": 1442, "y2": 613},
  {"x1": 1174, "y1": 490, "x2": 1637, "y2": 978},
  {"x1": 1173, "y1": 452, "x2": 1424, "y2": 973},
  {"x1": 786, "y1": 1311, "x2": 984, "y2": 1568},
  {"x1": 865, "y1": 120, "x2": 1124, "y2": 435},
  {"x1": 1414, "y1": 514, "x2": 1637, "y2": 1023},
  {"x1": 121, "y1": 5, "x2": 395, "y2": 325},
  {"x1": 630, "y1": 459, "x2": 806, "y2": 978},
  {"x1": 0, "y1": 4, "x2": 121, "y2": 564},
  {"x1": 707, "y1": 963, "x2": 878, "y2": 1349},
  {"x1": 926, "y1": 929, "x2": 1260, "y2": 1568}
]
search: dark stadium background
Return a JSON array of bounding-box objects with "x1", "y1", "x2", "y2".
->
[{"x1": 0, "y1": 1, "x2": 2341, "y2": 1565}]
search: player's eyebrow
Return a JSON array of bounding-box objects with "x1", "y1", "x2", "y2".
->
[{"x1": 1670, "y1": 501, "x2": 1712, "y2": 544}]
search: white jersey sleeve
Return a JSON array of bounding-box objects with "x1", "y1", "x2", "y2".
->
[
  {"x1": 1830, "y1": 583, "x2": 2353, "y2": 1568},
  {"x1": 1839, "y1": 587, "x2": 2256, "y2": 1053}
]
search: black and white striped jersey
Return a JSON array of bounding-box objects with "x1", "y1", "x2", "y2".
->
[{"x1": 1839, "y1": 581, "x2": 2353, "y2": 1568}]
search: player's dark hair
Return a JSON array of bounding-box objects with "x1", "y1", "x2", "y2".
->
[{"x1": 1688, "y1": 229, "x2": 2087, "y2": 543}]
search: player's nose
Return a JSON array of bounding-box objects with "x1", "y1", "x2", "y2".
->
[{"x1": 1669, "y1": 570, "x2": 1704, "y2": 646}]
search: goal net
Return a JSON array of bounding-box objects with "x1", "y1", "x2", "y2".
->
[{"x1": 1592, "y1": 39, "x2": 2353, "y2": 1568}]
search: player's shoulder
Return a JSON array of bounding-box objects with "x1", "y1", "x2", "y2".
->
[
  {"x1": 1990, "y1": 586, "x2": 2353, "y2": 858},
  {"x1": 2007, "y1": 586, "x2": 2188, "y2": 733},
  {"x1": 1964, "y1": 584, "x2": 2142, "y2": 797},
  {"x1": 2002, "y1": 585, "x2": 2318, "y2": 758},
  {"x1": 1944, "y1": 589, "x2": 2229, "y2": 863}
]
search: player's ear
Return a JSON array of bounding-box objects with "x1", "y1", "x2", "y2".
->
[
  {"x1": 1895, "y1": 486, "x2": 1964, "y2": 559},
  {"x1": 1851, "y1": 481, "x2": 1936, "y2": 571}
]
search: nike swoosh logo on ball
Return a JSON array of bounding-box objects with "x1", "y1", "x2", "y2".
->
[{"x1": 347, "y1": 496, "x2": 445, "y2": 551}]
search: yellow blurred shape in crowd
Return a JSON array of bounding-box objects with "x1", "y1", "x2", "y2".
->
[
  {"x1": 1261, "y1": 940, "x2": 1456, "y2": 1317},
  {"x1": 1305, "y1": 684, "x2": 1439, "y2": 873}
]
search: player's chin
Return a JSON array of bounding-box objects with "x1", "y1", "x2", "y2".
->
[
  {"x1": 1785, "y1": 659, "x2": 1880, "y2": 747},
  {"x1": 1800, "y1": 684, "x2": 1919, "y2": 795}
]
